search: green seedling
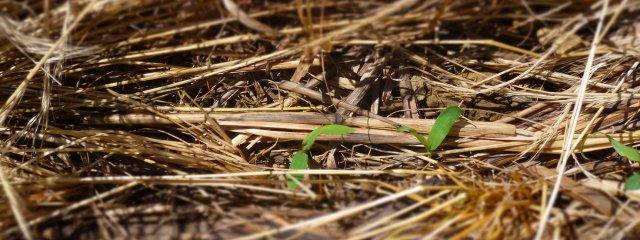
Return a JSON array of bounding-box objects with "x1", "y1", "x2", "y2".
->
[
  {"x1": 302, "y1": 124, "x2": 355, "y2": 152},
  {"x1": 288, "y1": 124, "x2": 354, "y2": 190},
  {"x1": 288, "y1": 151, "x2": 309, "y2": 190},
  {"x1": 607, "y1": 135, "x2": 640, "y2": 162},
  {"x1": 625, "y1": 173, "x2": 640, "y2": 191},
  {"x1": 427, "y1": 106, "x2": 462, "y2": 151},
  {"x1": 607, "y1": 135, "x2": 640, "y2": 190},
  {"x1": 398, "y1": 106, "x2": 462, "y2": 152},
  {"x1": 398, "y1": 125, "x2": 429, "y2": 150}
]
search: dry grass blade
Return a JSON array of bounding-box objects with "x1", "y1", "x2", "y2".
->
[
  {"x1": 1, "y1": 0, "x2": 640, "y2": 239},
  {"x1": 536, "y1": 1, "x2": 609, "y2": 238},
  {"x1": 222, "y1": 0, "x2": 280, "y2": 36},
  {"x1": 0, "y1": 166, "x2": 32, "y2": 240},
  {"x1": 0, "y1": 1, "x2": 95, "y2": 126}
]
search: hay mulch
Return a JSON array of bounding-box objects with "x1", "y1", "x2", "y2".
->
[{"x1": 1, "y1": 0, "x2": 640, "y2": 239}]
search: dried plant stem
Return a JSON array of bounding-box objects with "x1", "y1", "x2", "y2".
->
[
  {"x1": 237, "y1": 184, "x2": 428, "y2": 240},
  {"x1": 84, "y1": 112, "x2": 516, "y2": 136},
  {"x1": 535, "y1": 1, "x2": 609, "y2": 239}
]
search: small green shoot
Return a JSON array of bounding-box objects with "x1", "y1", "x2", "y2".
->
[
  {"x1": 288, "y1": 124, "x2": 354, "y2": 190},
  {"x1": 287, "y1": 151, "x2": 309, "y2": 190},
  {"x1": 302, "y1": 124, "x2": 354, "y2": 152},
  {"x1": 607, "y1": 135, "x2": 640, "y2": 162},
  {"x1": 427, "y1": 106, "x2": 461, "y2": 151},
  {"x1": 398, "y1": 125, "x2": 429, "y2": 151},
  {"x1": 606, "y1": 135, "x2": 640, "y2": 191},
  {"x1": 625, "y1": 173, "x2": 640, "y2": 191},
  {"x1": 398, "y1": 106, "x2": 462, "y2": 152}
]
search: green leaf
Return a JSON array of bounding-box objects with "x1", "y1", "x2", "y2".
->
[
  {"x1": 426, "y1": 106, "x2": 461, "y2": 151},
  {"x1": 398, "y1": 125, "x2": 430, "y2": 151},
  {"x1": 302, "y1": 124, "x2": 354, "y2": 152},
  {"x1": 287, "y1": 124, "x2": 353, "y2": 190},
  {"x1": 287, "y1": 151, "x2": 308, "y2": 190},
  {"x1": 607, "y1": 135, "x2": 640, "y2": 162},
  {"x1": 397, "y1": 125, "x2": 413, "y2": 133},
  {"x1": 625, "y1": 173, "x2": 640, "y2": 191}
]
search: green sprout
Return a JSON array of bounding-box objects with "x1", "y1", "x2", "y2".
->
[{"x1": 288, "y1": 124, "x2": 354, "y2": 190}]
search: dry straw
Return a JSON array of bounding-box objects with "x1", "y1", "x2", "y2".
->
[{"x1": 1, "y1": 0, "x2": 640, "y2": 239}]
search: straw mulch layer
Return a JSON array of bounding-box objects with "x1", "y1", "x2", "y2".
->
[{"x1": 1, "y1": 0, "x2": 640, "y2": 239}]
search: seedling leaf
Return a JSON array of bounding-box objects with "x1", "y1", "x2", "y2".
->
[
  {"x1": 607, "y1": 135, "x2": 640, "y2": 162},
  {"x1": 397, "y1": 125, "x2": 413, "y2": 133},
  {"x1": 426, "y1": 106, "x2": 461, "y2": 151},
  {"x1": 625, "y1": 173, "x2": 640, "y2": 191},
  {"x1": 302, "y1": 124, "x2": 354, "y2": 151},
  {"x1": 398, "y1": 125, "x2": 429, "y2": 151},
  {"x1": 287, "y1": 151, "x2": 308, "y2": 190}
]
